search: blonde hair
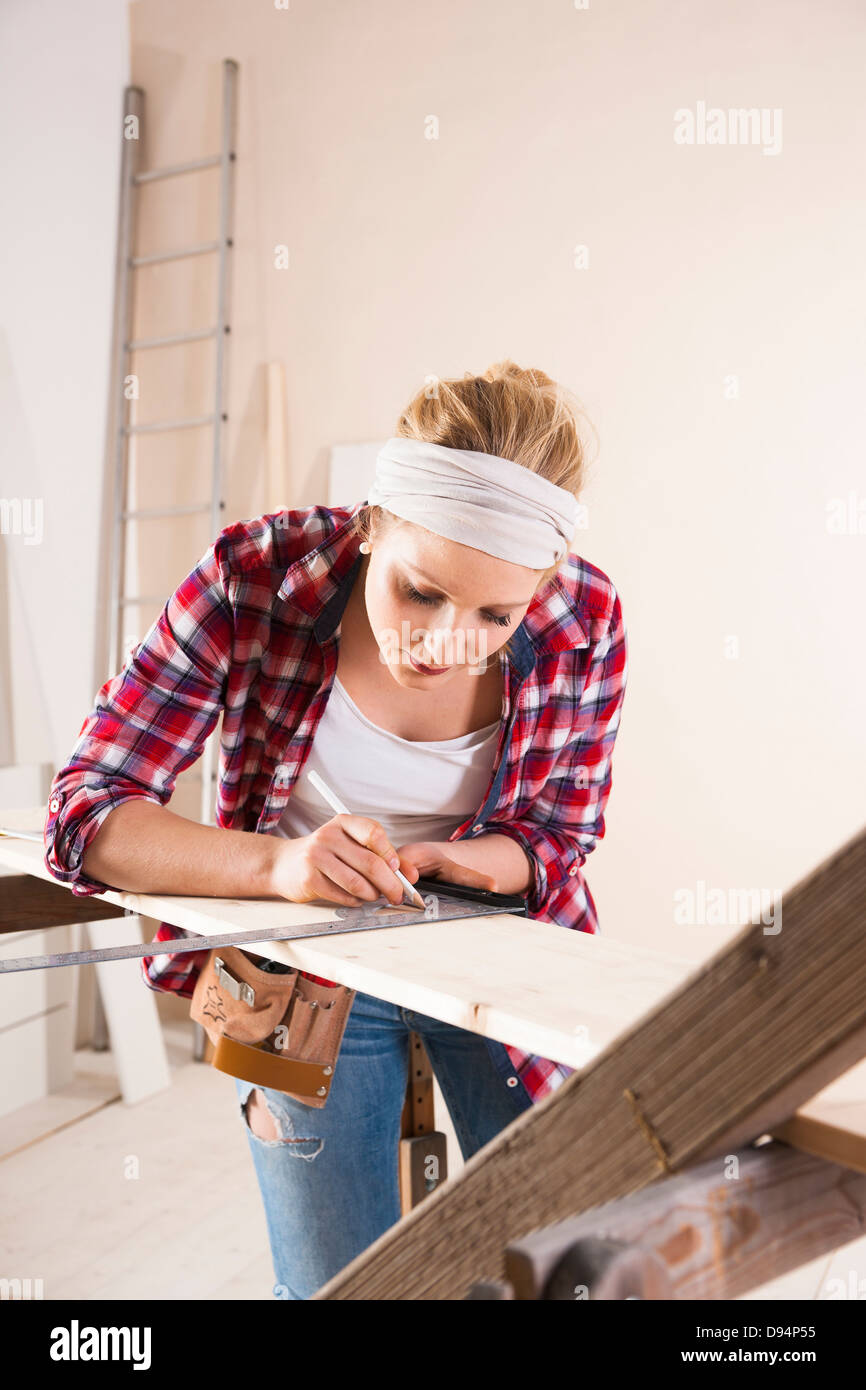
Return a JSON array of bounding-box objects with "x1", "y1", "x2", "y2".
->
[{"x1": 349, "y1": 360, "x2": 596, "y2": 653}]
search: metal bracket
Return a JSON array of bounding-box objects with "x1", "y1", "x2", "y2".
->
[{"x1": 214, "y1": 955, "x2": 255, "y2": 1006}]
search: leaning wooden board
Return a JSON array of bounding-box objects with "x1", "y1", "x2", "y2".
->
[
  {"x1": 315, "y1": 822, "x2": 866, "y2": 1298},
  {"x1": 2, "y1": 802, "x2": 864, "y2": 1172}
]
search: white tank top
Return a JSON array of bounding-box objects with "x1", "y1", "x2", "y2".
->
[{"x1": 273, "y1": 675, "x2": 501, "y2": 846}]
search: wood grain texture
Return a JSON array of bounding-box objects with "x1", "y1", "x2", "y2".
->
[
  {"x1": 504, "y1": 1141, "x2": 866, "y2": 1299},
  {"x1": 0, "y1": 874, "x2": 126, "y2": 931},
  {"x1": 309, "y1": 821, "x2": 866, "y2": 1298}
]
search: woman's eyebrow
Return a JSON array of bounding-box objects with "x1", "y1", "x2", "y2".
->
[{"x1": 401, "y1": 561, "x2": 522, "y2": 608}]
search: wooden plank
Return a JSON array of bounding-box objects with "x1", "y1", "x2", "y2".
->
[
  {"x1": 0, "y1": 817, "x2": 696, "y2": 1068},
  {"x1": 0, "y1": 1004, "x2": 76, "y2": 1116},
  {"x1": 1, "y1": 811, "x2": 169, "y2": 1104},
  {"x1": 502, "y1": 1141, "x2": 866, "y2": 1299},
  {"x1": 464, "y1": 1280, "x2": 515, "y2": 1299},
  {"x1": 0, "y1": 874, "x2": 126, "y2": 932},
  {"x1": 772, "y1": 1058, "x2": 866, "y2": 1175},
  {"x1": 0, "y1": 928, "x2": 76, "y2": 1029},
  {"x1": 7, "y1": 805, "x2": 865, "y2": 1153},
  {"x1": 86, "y1": 916, "x2": 171, "y2": 1104},
  {"x1": 399, "y1": 1033, "x2": 448, "y2": 1211},
  {"x1": 11, "y1": 803, "x2": 866, "y2": 1242},
  {"x1": 310, "y1": 821, "x2": 866, "y2": 1298}
]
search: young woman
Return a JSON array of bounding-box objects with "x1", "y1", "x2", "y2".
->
[{"x1": 44, "y1": 360, "x2": 628, "y2": 1300}]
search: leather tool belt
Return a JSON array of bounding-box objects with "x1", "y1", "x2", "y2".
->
[{"x1": 190, "y1": 947, "x2": 356, "y2": 1108}]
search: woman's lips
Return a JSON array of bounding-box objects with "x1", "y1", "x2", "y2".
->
[{"x1": 408, "y1": 653, "x2": 450, "y2": 675}]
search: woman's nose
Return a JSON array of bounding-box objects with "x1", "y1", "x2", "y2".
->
[
  {"x1": 421, "y1": 629, "x2": 448, "y2": 662},
  {"x1": 417, "y1": 622, "x2": 458, "y2": 664}
]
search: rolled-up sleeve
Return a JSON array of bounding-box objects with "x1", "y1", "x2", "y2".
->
[
  {"x1": 484, "y1": 590, "x2": 628, "y2": 915},
  {"x1": 43, "y1": 537, "x2": 233, "y2": 896}
]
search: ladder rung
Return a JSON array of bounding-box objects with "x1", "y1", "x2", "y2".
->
[
  {"x1": 133, "y1": 154, "x2": 223, "y2": 184},
  {"x1": 122, "y1": 504, "x2": 212, "y2": 521},
  {"x1": 127, "y1": 327, "x2": 218, "y2": 351},
  {"x1": 130, "y1": 241, "x2": 220, "y2": 267},
  {"x1": 124, "y1": 414, "x2": 216, "y2": 434}
]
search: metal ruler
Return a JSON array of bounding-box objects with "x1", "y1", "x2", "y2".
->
[
  {"x1": 0, "y1": 827, "x2": 527, "y2": 974},
  {"x1": 0, "y1": 892, "x2": 518, "y2": 975}
]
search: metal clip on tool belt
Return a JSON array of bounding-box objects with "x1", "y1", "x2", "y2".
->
[{"x1": 190, "y1": 947, "x2": 356, "y2": 1108}]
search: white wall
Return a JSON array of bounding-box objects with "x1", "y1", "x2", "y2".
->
[
  {"x1": 123, "y1": 0, "x2": 866, "y2": 965},
  {"x1": 0, "y1": 0, "x2": 131, "y2": 1105},
  {"x1": 0, "y1": 0, "x2": 129, "y2": 771}
]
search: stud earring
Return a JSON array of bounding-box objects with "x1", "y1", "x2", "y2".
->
[{"x1": 359, "y1": 541, "x2": 371, "y2": 554}]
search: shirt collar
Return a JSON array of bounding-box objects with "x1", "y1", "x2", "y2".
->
[{"x1": 277, "y1": 503, "x2": 590, "y2": 674}]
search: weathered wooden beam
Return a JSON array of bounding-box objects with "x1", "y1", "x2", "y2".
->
[
  {"x1": 463, "y1": 1279, "x2": 515, "y2": 1300},
  {"x1": 502, "y1": 1140, "x2": 866, "y2": 1299},
  {"x1": 511, "y1": 1235, "x2": 672, "y2": 1301},
  {"x1": 314, "y1": 823, "x2": 866, "y2": 1299},
  {"x1": 0, "y1": 874, "x2": 126, "y2": 932}
]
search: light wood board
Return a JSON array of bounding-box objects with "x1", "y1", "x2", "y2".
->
[
  {"x1": 773, "y1": 1057, "x2": 866, "y2": 1175},
  {"x1": 0, "y1": 806, "x2": 695, "y2": 1069}
]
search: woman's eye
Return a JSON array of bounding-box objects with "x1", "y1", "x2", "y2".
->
[
  {"x1": 405, "y1": 583, "x2": 511, "y2": 628},
  {"x1": 405, "y1": 583, "x2": 438, "y2": 607}
]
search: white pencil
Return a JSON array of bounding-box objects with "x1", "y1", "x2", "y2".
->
[{"x1": 305, "y1": 769, "x2": 426, "y2": 910}]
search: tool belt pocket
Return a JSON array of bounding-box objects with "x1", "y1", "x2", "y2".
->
[{"x1": 190, "y1": 947, "x2": 355, "y2": 1108}]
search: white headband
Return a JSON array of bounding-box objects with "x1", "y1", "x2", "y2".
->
[{"x1": 365, "y1": 436, "x2": 580, "y2": 570}]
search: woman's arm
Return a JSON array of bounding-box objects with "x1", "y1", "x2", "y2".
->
[
  {"x1": 44, "y1": 534, "x2": 235, "y2": 897},
  {"x1": 80, "y1": 799, "x2": 428, "y2": 907},
  {"x1": 80, "y1": 799, "x2": 281, "y2": 897}
]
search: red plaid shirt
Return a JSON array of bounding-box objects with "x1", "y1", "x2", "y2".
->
[{"x1": 43, "y1": 501, "x2": 627, "y2": 1106}]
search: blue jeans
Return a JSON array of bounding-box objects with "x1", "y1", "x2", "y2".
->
[{"x1": 233, "y1": 987, "x2": 533, "y2": 1299}]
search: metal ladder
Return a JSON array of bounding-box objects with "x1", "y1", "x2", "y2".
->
[{"x1": 103, "y1": 58, "x2": 238, "y2": 827}]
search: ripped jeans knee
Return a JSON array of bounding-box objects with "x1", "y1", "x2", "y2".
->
[{"x1": 240, "y1": 1085, "x2": 324, "y2": 1161}]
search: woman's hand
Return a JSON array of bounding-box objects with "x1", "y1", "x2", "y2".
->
[
  {"x1": 394, "y1": 841, "x2": 497, "y2": 893},
  {"x1": 269, "y1": 815, "x2": 410, "y2": 907}
]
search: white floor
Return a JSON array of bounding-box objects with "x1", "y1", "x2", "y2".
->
[
  {"x1": 0, "y1": 1023, "x2": 277, "y2": 1299},
  {"x1": 1, "y1": 1020, "x2": 864, "y2": 1300}
]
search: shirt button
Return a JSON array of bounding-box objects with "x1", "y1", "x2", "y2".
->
[
  {"x1": 569, "y1": 865, "x2": 579, "y2": 876},
  {"x1": 506, "y1": 1076, "x2": 518, "y2": 1087},
  {"x1": 473, "y1": 824, "x2": 483, "y2": 834},
  {"x1": 49, "y1": 795, "x2": 61, "y2": 813}
]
